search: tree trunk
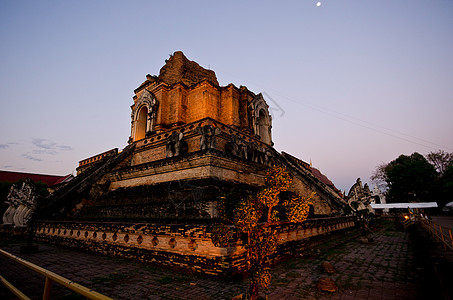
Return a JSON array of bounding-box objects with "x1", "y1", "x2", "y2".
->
[{"x1": 249, "y1": 281, "x2": 259, "y2": 300}]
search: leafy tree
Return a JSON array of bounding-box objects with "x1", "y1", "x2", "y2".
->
[
  {"x1": 380, "y1": 153, "x2": 438, "y2": 203},
  {"x1": 372, "y1": 150, "x2": 453, "y2": 208},
  {"x1": 439, "y1": 164, "x2": 453, "y2": 207},
  {"x1": 211, "y1": 166, "x2": 313, "y2": 300}
]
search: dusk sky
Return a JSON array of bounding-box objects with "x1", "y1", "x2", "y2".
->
[{"x1": 1, "y1": 1, "x2": 452, "y2": 192}]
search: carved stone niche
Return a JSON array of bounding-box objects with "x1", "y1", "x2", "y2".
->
[
  {"x1": 130, "y1": 89, "x2": 159, "y2": 142},
  {"x1": 2, "y1": 178, "x2": 39, "y2": 227},
  {"x1": 249, "y1": 93, "x2": 272, "y2": 145}
]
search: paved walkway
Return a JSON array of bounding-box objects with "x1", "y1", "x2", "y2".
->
[{"x1": 0, "y1": 219, "x2": 437, "y2": 299}]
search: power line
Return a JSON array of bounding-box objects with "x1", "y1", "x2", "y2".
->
[
  {"x1": 277, "y1": 92, "x2": 452, "y2": 151},
  {"x1": 215, "y1": 68, "x2": 452, "y2": 152},
  {"x1": 275, "y1": 91, "x2": 452, "y2": 151}
]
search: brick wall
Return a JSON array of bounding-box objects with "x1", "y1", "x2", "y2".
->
[{"x1": 34, "y1": 216, "x2": 355, "y2": 276}]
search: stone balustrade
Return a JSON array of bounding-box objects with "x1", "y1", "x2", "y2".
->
[{"x1": 77, "y1": 148, "x2": 118, "y2": 170}]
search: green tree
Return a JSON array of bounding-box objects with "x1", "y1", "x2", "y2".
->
[
  {"x1": 439, "y1": 164, "x2": 453, "y2": 207},
  {"x1": 372, "y1": 150, "x2": 453, "y2": 208},
  {"x1": 211, "y1": 166, "x2": 313, "y2": 300},
  {"x1": 381, "y1": 153, "x2": 438, "y2": 203}
]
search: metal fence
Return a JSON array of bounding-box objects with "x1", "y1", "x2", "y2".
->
[
  {"x1": 419, "y1": 218, "x2": 453, "y2": 251},
  {"x1": 0, "y1": 248, "x2": 113, "y2": 300}
]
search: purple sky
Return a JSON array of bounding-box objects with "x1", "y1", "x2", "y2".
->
[{"x1": 1, "y1": 1, "x2": 452, "y2": 192}]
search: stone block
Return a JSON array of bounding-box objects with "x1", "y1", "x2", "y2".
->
[{"x1": 316, "y1": 277, "x2": 338, "y2": 292}]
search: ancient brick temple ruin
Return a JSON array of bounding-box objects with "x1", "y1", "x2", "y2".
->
[{"x1": 30, "y1": 51, "x2": 353, "y2": 275}]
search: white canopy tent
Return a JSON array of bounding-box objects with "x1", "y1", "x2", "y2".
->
[
  {"x1": 444, "y1": 201, "x2": 453, "y2": 208},
  {"x1": 370, "y1": 202, "x2": 438, "y2": 209}
]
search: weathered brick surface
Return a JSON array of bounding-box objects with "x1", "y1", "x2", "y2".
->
[
  {"x1": 132, "y1": 52, "x2": 255, "y2": 140},
  {"x1": 111, "y1": 152, "x2": 266, "y2": 190},
  {"x1": 158, "y1": 51, "x2": 219, "y2": 87},
  {"x1": 33, "y1": 217, "x2": 354, "y2": 276}
]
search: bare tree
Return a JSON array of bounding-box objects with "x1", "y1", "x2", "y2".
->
[
  {"x1": 370, "y1": 163, "x2": 388, "y2": 191},
  {"x1": 426, "y1": 150, "x2": 453, "y2": 175}
]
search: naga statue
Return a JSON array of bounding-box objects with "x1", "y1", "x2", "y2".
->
[{"x1": 2, "y1": 178, "x2": 39, "y2": 227}]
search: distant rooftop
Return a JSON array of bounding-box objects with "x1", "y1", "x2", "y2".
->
[
  {"x1": 281, "y1": 152, "x2": 342, "y2": 195},
  {"x1": 311, "y1": 167, "x2": 341, "y2": 194},
  {"x1": 0, "y1": 170, "x2": 71, "y2": 186}
]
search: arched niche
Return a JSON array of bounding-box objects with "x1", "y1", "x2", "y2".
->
[
  {"x1": 257, "y1": 109, "x2": 271, "y2": 144},
  {"x1": 134, "y1": 106, "x2": 148, "y2": 141},
  {"x1": 249, "y1": 93, "x2": 272, "y2": 145},
  {"x1": 130, "y1": 89, "x2": 159, "y2": 142}
]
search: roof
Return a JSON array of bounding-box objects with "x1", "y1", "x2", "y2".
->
[
  {"x1": 311, "y1": 167, "x2": 342, "y2": 194},
  {"x1": 311, "y1": 167, "x2": 334, "y2": 187},
  {"x1": 0, "y1": 170, "x2": 71, "y2": 186},
  {"x1": 280, "y1": 152, "x2": 343, "y2": 197}
]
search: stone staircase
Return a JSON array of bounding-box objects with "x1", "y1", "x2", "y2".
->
[
  {"x1": 36, "y1": 144, "x2": 136, "y2": 219},
  {"x1": 280, "y1": 152, "x2": 346, "y2": 213}
]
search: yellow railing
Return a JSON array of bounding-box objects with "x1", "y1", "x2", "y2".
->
[
  {"x1": 419, "y1": 218, "x2": 453, "y2": 251},
  {"x1": 402, "y1": 216, "x2": 415, "y2": 230},
  {"x1": 0, "y1": 248, "x2": 114, "y2": 300}
]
